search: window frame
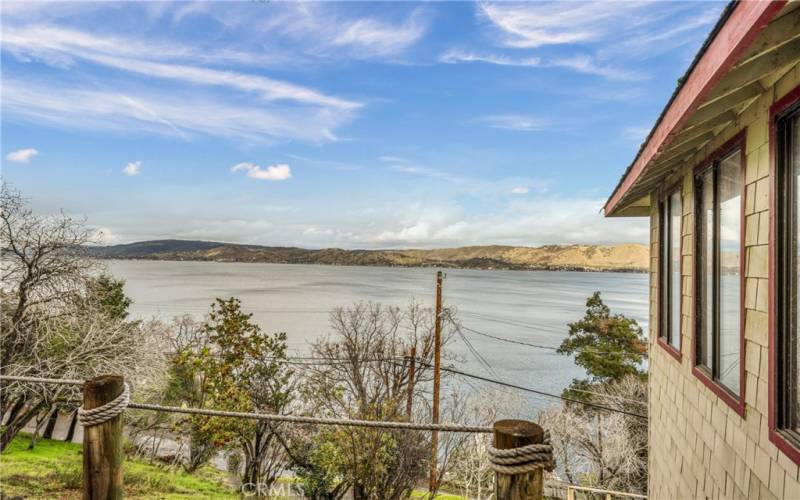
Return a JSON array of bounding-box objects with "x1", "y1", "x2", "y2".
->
[
  {"x1": 657, "y1": 184, "x2": 683, "y2": 362},
  {"x1": 691, "y1": 130, "x2": 747, "y2": 416},
  {"x1": 770, "y1": 84, "x2": 800, "y2": 464}
]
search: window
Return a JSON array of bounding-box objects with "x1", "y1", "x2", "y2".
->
[
  {"x1": 694, "y1": 145, "x2": 743, "y2": 397},
  {"x1": 777, "y1": 103, "x2": 800, "y2": 442},
  {"x1": 659, "y1": 188, "x2": 682, "y2": 353}
]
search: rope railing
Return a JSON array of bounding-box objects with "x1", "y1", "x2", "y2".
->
[
  {"x1": 2, "y1": 373, "x2": 561, "y2": 499},
  {"x1": 0, "y1": 374, "x2": 491, "y2": 433}
]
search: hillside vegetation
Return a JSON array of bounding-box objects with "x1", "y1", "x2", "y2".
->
[{"x1": 90, "y1": 239, "x2": 649, "y2": 272}]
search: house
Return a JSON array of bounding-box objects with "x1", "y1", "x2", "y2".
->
[{"x1": 604, "y1": 1, "x2": 800, "y2": 498}]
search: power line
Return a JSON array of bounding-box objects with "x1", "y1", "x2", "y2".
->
[
  {"x1": 455, "y1": 327, "x2": 502, "y2": 379},
  {"x1": 288, "y1": 357, "x2": 641, "y2": 406},
  {"x1": 459, "y1": 325, "x2": 560, "y2": 351},
  {"x1": 173, "y1": 354, "x2": 645, "y2": 407},
  {"x1": 458, "y1": 324, "x2": 649, "y2": 358},
  {"x1": 458, "y1": 311, "x2": 566, "y2": 335},
  {"x1": 411, "y1": 361, "x2": 647, "y2": 420}
]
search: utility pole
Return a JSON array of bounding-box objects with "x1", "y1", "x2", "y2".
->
[
  {"x1": 406, "y1": 346, "x2": 416, "y2": 418},
  {"x1": 429, "y1": 270, "x2": 444, "y2": 493}
]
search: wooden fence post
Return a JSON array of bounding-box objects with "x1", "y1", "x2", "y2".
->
[
  {"x1": 83, "y1": 375, "x2": 124, "y2": 500},
  {"x1": 493, "y1": 419, "x2": 544, "y2": 500}
]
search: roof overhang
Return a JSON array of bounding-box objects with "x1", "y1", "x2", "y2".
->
[{"x1": 605, "y1": 0, "x2": 798, "y2": 217}]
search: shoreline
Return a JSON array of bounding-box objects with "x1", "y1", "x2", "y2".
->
[{"x1": 96, "y1": 256, "x2": 648, "y2": 274}]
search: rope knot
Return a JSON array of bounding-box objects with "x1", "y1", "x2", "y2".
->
[
  {"x1": 78, "y1": 383, "x2": 130, "y2": 427},
  {"x1": 487, "y1": 430, "x2": 555, "y2": 475}
]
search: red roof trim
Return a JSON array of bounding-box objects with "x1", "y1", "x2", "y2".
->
[{"x1": 605, "y1": 0, "x2": 786, "y2": 216}]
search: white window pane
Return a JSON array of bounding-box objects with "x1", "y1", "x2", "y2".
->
[
  {"x1": 718, "y1": 150, "x2": 741, "y2": 394},
  {"x1": 698, "y1": 171, "x2": 714, "y2": 368},
  {"x1": 670, "y1": 191, "x2": 682, "y2": 350}
]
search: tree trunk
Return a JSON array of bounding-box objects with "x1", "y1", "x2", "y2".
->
[
  {"x1": 3, "y1": 398, "x2": 25, "y2": 426},
  {"x1": 42, "y1": 406, "x2": 59, "y2": 439},
  {"x1": 65, "y1": 411, "x2": 79, "y2": 442},
  {"x1": 0, "y1": 402, "x2": 43, "y2": 451}
]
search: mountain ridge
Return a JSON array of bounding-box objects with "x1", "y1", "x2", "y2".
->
[{"x1": 89, "y1": 239, "x2": 649, "y2": 272}]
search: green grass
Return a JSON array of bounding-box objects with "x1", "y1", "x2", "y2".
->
[
  {"x1": 0, "y1": 435, "x2": 470, "y2": 499},
  {"x1": 410, "y1": 489, "x2": 467, "y2": 500},
  {"x1": 0, "y1": 435, "x2": 237, "y2": 499}
]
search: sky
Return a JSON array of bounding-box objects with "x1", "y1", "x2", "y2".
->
[{"x1": 1, "y1": 1, "x2": 726, "y2": 249}]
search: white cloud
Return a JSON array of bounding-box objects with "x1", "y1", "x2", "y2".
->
[
  {"x1": 2, "y1": 79, "x2": 351, "y2": 143},
  {"x1": 478, "y1": 1, "x2": 648, "y2": 49},
  {"x1": 440, "y1": 49, "x2": 641, "y2": 81},
  {"x1": 460, "y1": 1, "x2": 720, "y2": 82},
  {"x1": 92, "y1": 226, "x2": 118, "y2": 245},
  {"x1": 5, "y1": 148, "x2": 38, "y2": 163},
  {"x1": 367, "y1": 197, "x2": 648, "y2": 248},
  {"x1": 477, "y1": 115, "x2": 547, "y2": 132},
  {"x1": 72, "y1": 191, "x2": 646, "y2": 250},
  {"x1": 389, "y1": 163, "x2": 466, "y2": 185},
  {"x1": 439, "y1": 49, "x2": 540, "y2": 67},
  {"x1": 511, "y1": 186, "x2": 529, "y2": 195},
  {"x1": 122, "y1": 161, "x2": 141, "y2": 176},
  {"x1": 550, "y1": 55, "x2": 642, "y2": 82},
  {"x1": 379, "y1": 155, "x2": 408, "y2": 163},
  {"x1": 231, "y1": 162, "x2": 292, "y2": 181},
  {"x1": 3, "y1": 25, "x2": 360, "y2": 111},
  {"x1": 332, "y1": 9, "x2": 427, "y2": 57}
]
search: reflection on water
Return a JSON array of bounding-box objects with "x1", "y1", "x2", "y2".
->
[{"x1": 107, "y1": 260, "x2": 649, "y2": 412}]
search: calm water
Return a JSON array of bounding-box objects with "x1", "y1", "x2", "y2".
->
[{"x1": 106, "y1": 260, "x2": 649, "y2": 412}]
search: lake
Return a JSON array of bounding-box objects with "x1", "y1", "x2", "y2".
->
[{"x1": 106, "y1": 260, "x2": 649, "y2": 413}]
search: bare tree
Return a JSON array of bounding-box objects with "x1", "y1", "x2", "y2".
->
[
  {"x1": 538, "y1": 375, "x2": 648, "y2": 494},
  {"x1": 1, "y1": 184, "x2": 96, "y2": 370},
  {"x1": 0, "y1": 185, "x2": 166, "y2": 450},
  {"x1": 295, "y1": 301, "x2": 456, "y2": 500}
]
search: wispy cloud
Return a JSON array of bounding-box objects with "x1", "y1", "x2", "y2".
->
[
  {"x1": 378, "y1": 155, "x2": 409, "y2": 163},
  {"x1": 439, "y1": 49, "x2": 540, "y2": 67},
  {"x1": 332, "y1": 9, "x2": 427, "y2": 57},
  {"x1": 231, "y1": 162, "x2": 292, "y2": 181},
  {"x1": 2, "y1": 79, "x2": 351, "y2": 143},
  {"x1": 3, "y1": 25, "x2": 360, "y2": 111},
  {"x1": 550, "y1": 55, "x2": 643, "y2": 82},
  {"x1": 389, "y1": 164, "x2": 463, "y2": 183},
  {"x1": 476, "y1": 115, "x2": 547, "y2": 132},
  {"x1": 511, "y1": 186, "x2": 530, "y2": 195},
  {"x1": 5, "y1": 148, "x2": 38, "y2": 163},
  {"x1": 478, "y1": 1, "x2": 649, "y2": 49},
  {"x1": 180, "y1": 2, "x2": 429, "y2": 61},
  {"x1": 122, "y1": 161, "x2": 141, "y2": 176},
  {"x1": 439, "y1": 49, "x2": 642, "y2": 81},
  {"x1": 449, "y1": 1, "x2": 720, "y2": 82}
]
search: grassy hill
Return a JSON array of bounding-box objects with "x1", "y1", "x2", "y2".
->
[{"x1": 89, "y1": 239, "x2": 649, "y2": 272}]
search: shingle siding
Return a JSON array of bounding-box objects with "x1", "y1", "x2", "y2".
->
[{"x1": 648, "y1": 64, "x2": 800, "y2": 499}]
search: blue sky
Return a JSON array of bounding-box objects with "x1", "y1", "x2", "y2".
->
[{"x1": 1, "y1": 1, "x2": 725, "y2": 249}]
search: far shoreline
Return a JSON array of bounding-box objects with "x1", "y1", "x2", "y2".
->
[{"x1": 98, "y1": 256, "x2": 649, "y2": 274}]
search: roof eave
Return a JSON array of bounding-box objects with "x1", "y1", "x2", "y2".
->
[{"x1": 604, "y1": 0, "x2": 786, "y2": 217}]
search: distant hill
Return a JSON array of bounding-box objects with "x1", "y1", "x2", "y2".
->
[{"x1": 88, "y1": 239, "x2": 649, "y2": 272}]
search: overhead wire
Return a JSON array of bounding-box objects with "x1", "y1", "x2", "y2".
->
[{"x1": 411, "y1": 361, "x2": 647, "y2": 420}]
